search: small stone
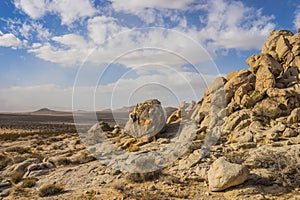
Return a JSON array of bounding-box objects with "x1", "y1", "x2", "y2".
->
[{"x1": 283, "y1": 128, "x2": 298, "y2": 137}]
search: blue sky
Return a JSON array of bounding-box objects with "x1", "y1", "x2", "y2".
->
[{"x1": 0, "y1": 0, "x2": 300, "y2": 111}]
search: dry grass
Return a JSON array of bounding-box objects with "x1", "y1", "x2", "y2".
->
[
  {"x1": 0, "y1": 154, "x2": 12, "y2": 170},
  {"x1": 80, "y1": 189, "x2": 97, "y2": 200},
  {"x1": 22, "y1": 178, "x2": 36, "y2": 188},
  {"x1": 10, "y1": 170, "x2": 24, "y2": 184},
  {"x1": 39, "y1": 183, "x2": 65, "y2": 197},
  {"x1": 126, "y1": 171, "x2": 161, "y2": 183},
  {"x1": 6, "y1": 146, "x2": 31, "y2": 154}
]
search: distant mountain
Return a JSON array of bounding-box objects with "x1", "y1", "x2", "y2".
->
[{"x1": 32, "y1": 108, "x2": 70, "y2": 115}]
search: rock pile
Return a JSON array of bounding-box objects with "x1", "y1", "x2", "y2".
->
[
  {"x1": 83, "y1": 29, "x2": 300, "y2": 198},
  {"x1": 169, "y1": 30, "x2": 300, "y2": 145},
  {"x1": 166, "y1": 29, "x2": 300, "y2": 191}
]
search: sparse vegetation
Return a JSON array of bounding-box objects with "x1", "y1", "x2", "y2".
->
[
  {"x1": 80, "y1": 189, "x2": 97, "y2": 200},
  {"x1": 71, "y1": 151, "x2": 96, "y2": 164},
  {"x1": 0, "y1": 154, "x2": 12, "y2": 170},
  {"x1": 39, "y1": 183, "x2": 65, "y2": 197},
  {"x1": 6, "y1": 146, "x2": 31, "y2": 154},
  {"x1": 22, "y1": 178, "x2": 36, "y2": 188},
  {"x1": 11, "y1": 170, "x2": 24, "y2": 184},
  {"x1": 126, "y1": 171, "x2": 161, "y2": 183}
]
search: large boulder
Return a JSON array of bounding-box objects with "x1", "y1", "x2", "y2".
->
[
  {"x1": 224, "y1": 70, "x2": 255, "y2": 103},
  {"x1": 208, "y1": 157, "x2": 249, "y2": 191},
  {"x1": 124, "y1": 99, "x2": 166, "y2": 138},
  {"x1": 262, "y1": 30, "x2": 293, "y2": 54},
  {"x1": 255, "y1": 65, "x2": 275, "y2": 91}
]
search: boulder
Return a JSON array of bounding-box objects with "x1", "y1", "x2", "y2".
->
[
  {"x1": 88, "y1": 121, "x2": 113, "y2": 133},
  {"x1": 224, "y1": 70, "x2": 255, "y2": 103},
  {"x1": 208, "y1": 157, "x2": 249, "y2": 191},
  {"x1": 124, "y1": 99, "x2": 166, "y2": 138},
  {"x1": 246, "y1": 54, "x2": 282, "y2": 76},
  {"x1": 262, "y1": 30, "x2": 293, "y2": 54},
  {"x1": 255, "y1": 65, "x2": 275, "y2": 91},
  {"x1": 287, "y1": 108, "x2": 300, "y2": 123},
  {"x1": 223, "y1": 109, "x2": 253, "y2": 134}
]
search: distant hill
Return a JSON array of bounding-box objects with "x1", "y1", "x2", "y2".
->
[{"x1": 32, "y1": 108, "x2": 70, "y2": 115}]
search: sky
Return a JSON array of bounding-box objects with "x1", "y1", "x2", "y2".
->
[{"x1": 0, "y1": 0, "x2": 299, "y2": 112}]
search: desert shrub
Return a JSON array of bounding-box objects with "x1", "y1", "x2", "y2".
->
[
  {"x1": 126, "y1": 171, "x2": 161, "y2": 183},
  {"x1": 80, "y1": 189, "x2": 97, "y2": 200},
  {"x1": 11, "y1": 170, "x2": 24, "y2": 183},
  {"x1": 39, "y1": 183, "x2": 65, "y2": 197},
  {"x1": 0, "y1": 154, "x2": 12, "y2": 170},
  {"x1": 71, "y1": 152, "x2": 95, "y2": 164},
  {"x1": 22, "y1": 178, "x2": 36, "y2": 188},
  {"x1": 0, "y1": 133, "x2": 20, "y2": 141},
  {"x1": 6, "y1": 146, "x2": 31, "y2": 154}
]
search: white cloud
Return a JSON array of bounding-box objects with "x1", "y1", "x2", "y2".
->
[
  {"x1": 18, "y1": 22, "x2": 51, "y2": 41},
  {"x1": 28, "y1": 43, "x2": 90, "y2": 66},
  {"x1": 28, "y1": 28, "x2": 216, "y2": 70},
  {"x1": 0, "y1": 69, "x2": 218, "y2": 111},
  {"x1": 294, "y1": 5, "x2": 300, "y2": 30},
  {"x1": 87, "y1": 16, "x2": 128, "y2": 45},
  {"x1": 109, "y1": 0, "x2": 194, "y2": 25},
  {"x1": 14, "y1": 0, "x2": 48, "y2": 19},
  {"x1": 49, "y1": 0, "x2": 97, "y2": 25},
  {"x1": 31, "y1": 42, "x2": 42, "y2": 48},
  {"x1": 0, "y1": 33, "x2": 22, "y2": 47},
  {"x1": 14, "y1": 0, "x2": 97, "y2": 25},
  {"x1": 52, "y1": 34, "x2": 90, "y2": 49},
  {"x1": 110, "y1": 0, "x2": 195, "y2": 12},
  {"x1": 196, "y1": 0, "x2": 275, "y2": 52}
]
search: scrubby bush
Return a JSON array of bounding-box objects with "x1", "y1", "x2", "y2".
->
[
  {"x1": 0, "y1": 154, "x2": 12, "y2": 170},
  {"x1": 6, "y1": 146, "x2": 31, "y2": 154},
  {"x1": 126, "y1": 171, "x2": 161, "y2": 183},
  {"x1": 39, "y1": 183, "x2": 65, "y2": 197},
  {"x1": 11, "y1": 170, "x2": 24, "y2": 183},
  {"x1": 22, "y1": 178, "x2": 36, "y2": 188}
]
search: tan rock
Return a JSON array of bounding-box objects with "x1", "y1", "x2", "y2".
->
[
  {"x1": 287, "y1": 107, "x2": 300, "y2": 123},
  {"x1": 208, "y1": 157, "x2": 249, "y2": 191},
  {"x1": 246, "y1": 54, "x2": 282, "y2": 76},
  {"x1": 224, "y1": 69, "x2": 255, "y2": 103},
  {"x1": 262, "y1": 30, "x2": 293, "y2": 54},
  {"x1": 223, "y1": 109, "x2": 253, "y2": 134},
  {"x1": 255, "y1": 66, "x2": 275, "y2": 91},
  {"x1": 276, "y1": 35, "x2": 292, "y2": 61},
  {"x1": 254, "y1": 97, "x2": 289, "y2": 119},
  {"x1": 124, "y1": 99, "x2": 166, "y2": 138}
]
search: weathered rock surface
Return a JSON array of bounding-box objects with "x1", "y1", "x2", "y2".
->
[
  {"x1": 208, "y1": 157, "x2": 249, "y2": 191},
  {"x1": 124, "y1": 99, "x2": 166, "y2": 138}
]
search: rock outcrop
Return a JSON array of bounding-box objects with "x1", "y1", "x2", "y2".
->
[
  {"x1": 124, "y1": 99, "x2": 166, "y2": 138},
  {"x1": 169, "y1": 29, "x2": 300, "y2": 146}
]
